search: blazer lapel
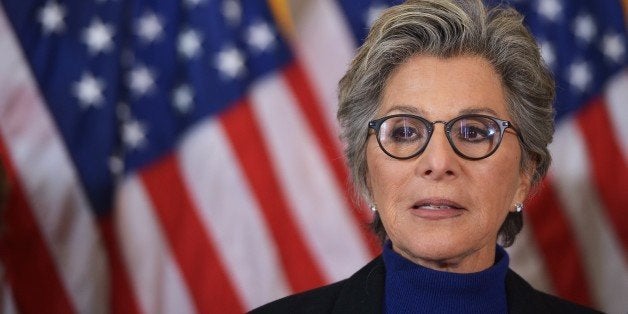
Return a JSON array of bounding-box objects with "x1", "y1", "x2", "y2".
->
[
  {"x1": 506, "y1": 269, "x2": 548, "y2": 313},
  {"x1": 332, "y1": 257, "x2": 385, "y2": 314}
]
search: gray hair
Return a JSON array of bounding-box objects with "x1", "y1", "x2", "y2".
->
[{"x1": 337, "y1": 0, "x2": 555, "y2": 246}]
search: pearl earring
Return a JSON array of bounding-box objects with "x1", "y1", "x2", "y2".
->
[
  {"x1": 515, "y1": 203, "x2": 523, "y2": 213},
  {"x1": 370, "y1": 205, "x2": 377, "y2": 212}
]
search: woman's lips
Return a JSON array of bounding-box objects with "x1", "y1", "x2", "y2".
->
[{"x1": 411, "y1": 199, "x2": 466, "y2": 220}]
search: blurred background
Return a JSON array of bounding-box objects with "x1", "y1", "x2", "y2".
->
[{"x1": 0, "y1": 0, "x2": 625, "y2": 313}]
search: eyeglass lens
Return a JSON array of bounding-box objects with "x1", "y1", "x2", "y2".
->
[{"x1": 376, "y1": 115, "x2": 503, "y2": 159}]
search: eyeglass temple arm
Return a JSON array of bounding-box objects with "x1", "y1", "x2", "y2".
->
[{"x1": 503, "y1": 121, "x2": 526, "y2": 145}]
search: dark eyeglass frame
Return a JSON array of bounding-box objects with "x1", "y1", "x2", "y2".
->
[{"x1": 368, "y1": 113, "x2": 522, "y2": 160}]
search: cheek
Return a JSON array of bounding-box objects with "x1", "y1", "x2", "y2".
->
[
  {"x1": 366, "y1": 146, "x2": 389, "y2": 203},
  {"x1": 470, "y1": 154, "x2": 522, "y2": 213},
  {"x1": 366, "y1": 142, "x2": 406, "y2": 206}
]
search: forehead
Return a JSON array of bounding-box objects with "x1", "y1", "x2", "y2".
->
[{"x1": 379, "y1": 55, "x2": 508, "y2": 119}]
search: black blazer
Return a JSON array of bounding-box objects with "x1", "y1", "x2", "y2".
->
[{"x1": 250, "y1": 256, "x2": 601, "y2": 314}]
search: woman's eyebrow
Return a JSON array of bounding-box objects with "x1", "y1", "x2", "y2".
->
[
  {"x1": 458, "y1": 107, "x2": 500, "y2": 116},
  {"x1": 384, "y1": 105, "x2": 426, "y2": 115},
  {"x1": 385, "y1": 105, "x2": 500, "y2": 117}
]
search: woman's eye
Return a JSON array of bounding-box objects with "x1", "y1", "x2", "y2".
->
[
  {"x1": 391, "y1": 126, "x2": 419, "y2": 141},
  {"x1": 459, "y1": 126, "x2": 490, "y2": 142}
]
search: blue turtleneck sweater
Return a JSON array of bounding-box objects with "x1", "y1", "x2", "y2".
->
[{"x1": 382, "y1": 242, "x2": 509, "y2": 313}]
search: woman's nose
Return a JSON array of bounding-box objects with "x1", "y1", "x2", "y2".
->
[{"x1": 414, "y1": 126, "x2": 459, "y2": 180}]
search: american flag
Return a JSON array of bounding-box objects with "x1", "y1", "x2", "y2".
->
[{"x1": 0, "y1": 0, "x2": 625, "y2": 313}]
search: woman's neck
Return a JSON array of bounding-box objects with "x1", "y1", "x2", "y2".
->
[
  {"x1": 391, "y1": 242, "x2": 496, "y2": 273},
  {"x1": 382, "y1": 241, "x2": 510, "y2": 313}
]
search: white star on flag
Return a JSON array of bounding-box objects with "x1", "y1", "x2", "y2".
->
[
  {"x1": 246, "y1": 21, "x2": 276, "y2": 53},
  {"x1": 135, "y1": 11, "x2": 163, "y2": 44},
  {"x1": 173, "y1": 84, "x2": 194, "y2": 114},
  {"x1": 178, "y1": 29, "x2": 203, "y2": 59},
  {"x1": 538, "y1": 0, "x2": 562, "y2": 22},
  {"x1": 127, "y1": 65, "x2": 156, "y2": 97},
  {"x1": 567, "y1": 61, "x2": 592, "y2": 92},
  {"x1": 222, "y1": 0, "x2": 242, "y2": 26},
  {"x1": 366, "y1": 4, "x2": 387, "y2": 28},
  {"x1": 122, "y1": 119, "x2": 147, "y2": 150},
  {"x1": 183, "y1": 0, "x2": 206, "y2": 9},
  {"x1": 82, "y1": 18, "x2": 115, "y2": 55},
  {"x1": 38, "y1": 1, "x2": 66, "y2": 34},
  {"x1": 72, "y1": 72, "x2": 105, "y2": 108},
  {"x1": 573, "y1": 14, "x2": 596, "y2": 43},
  {"x1": 215, "y1": 46, "x2": 246, "y2": 79},
  {"x1": 602, "y1": 33, "x2": 626, "y2": 63},
  {"x1": 108, "y1": 155, "x2": 124, "y2": 176},
  {"x1": 539, "y1": 40, "x2": 556, "y2": 69}
]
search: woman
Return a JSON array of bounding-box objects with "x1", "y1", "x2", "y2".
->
[{"x1": 252, "y1": 0, "x2": 600, "y2": 313}]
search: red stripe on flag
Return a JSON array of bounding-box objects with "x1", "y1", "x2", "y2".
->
[
  {"x1": 220, "y1": 99, "x2": 326, "y2": 293},
  {"x1": 141, "y1": 154, "x2": 245, "y2": 313},
  {"x1": 99, "y1": 216, "x2": 142, "y2": 314},
  {"x1": 0, "y1": 139, "x2": 74, "y2": 313},
  {"x1": 526, "y1": 179, "x2": 593, "y2": 306},
  {"x1": 282, "y1": 61, "x2": 380, "y2": 255},
  {"x1": 576, "y1": 97, "x2": 628, "y2": 258}
]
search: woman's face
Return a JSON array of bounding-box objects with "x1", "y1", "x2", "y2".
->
[{"x1": 366, "y1": 55, "x2": 532, "y2": 273}]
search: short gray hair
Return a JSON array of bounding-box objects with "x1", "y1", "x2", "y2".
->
[{"x1": 337, "y1": 0, "x2": 555, "y2": 246}]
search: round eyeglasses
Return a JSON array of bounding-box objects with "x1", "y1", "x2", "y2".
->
[{"x1": 368, "y1": 114, "x2": 521, "y2": 160}]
